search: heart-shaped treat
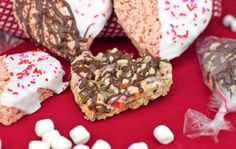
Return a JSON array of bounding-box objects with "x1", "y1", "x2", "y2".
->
[
  {"x1": 70, "y1": 49, "x2": 172, "y2": 121},
  {"x1": 13, "y1": 0, "x2": 112, "y2": 60},
  {"x1": 114, "y1": 0, "x2": 213, "y2": 60},
  {"x1": 0, "y1": 51, "x2": 68, "y2": 125}
]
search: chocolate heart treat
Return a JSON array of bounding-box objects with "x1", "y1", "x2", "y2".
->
[
  {"x1": 0, "y1": 51, "x2": 68, "y2": 125},
  {"x1": 13, "y1": 0, "x2": 112, "y2": 60},
  {"x1": 114, "y1": 0, "x2": 213, "y2": 60},
  {"x1": 70, "y1": 49, "x2": 172, "y2": 121}
]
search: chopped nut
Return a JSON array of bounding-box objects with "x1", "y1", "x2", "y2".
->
[
  {"x1": 117, "y1": 59, "x2": 128, "y2": 66},
  {"x1": 149, "y1": 68, "x2": 156, "y2": 75},
  {"x1": 127, "y1": 86, "x2": 139, "y2": 95}
]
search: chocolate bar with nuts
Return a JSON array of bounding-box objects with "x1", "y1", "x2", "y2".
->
[
  {"x1": 197, "y1": 37, "x2": 236, "y2": 96},
  {"x1": 70, "y1": 49, "x2": 173, "y2": 121}
]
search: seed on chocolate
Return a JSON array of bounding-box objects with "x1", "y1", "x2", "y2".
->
[
  {"x1": 108, "y1": 56, "x2": 114, "y2": 63},
  {"x1": 117, "y1": 59, "x2": 128, "y2": 66},
  {"x1": 149, "y1": 68, "x2": 156, "y2": 75},
  {"x1": 109, "y1": 85, "x2": 119, "y2": 94},
  {"x1": 110, "y1": 48, "x2": 118, "y2": 53},
  {"x1": 104, "y1": 78, "x2": 110, "y2": 86},
  {"x1": 209, "y1": 42, "x2": 220, "y2": 50},
  {"x1": 127, "y1": 86, "x2": 139, "y2": 95},
  {"x1": 122, "y1": 79, "x2": 129, "y2": 84},
  {"x1": 141, "y1": 64, "x2": 146, "y2": 69}
]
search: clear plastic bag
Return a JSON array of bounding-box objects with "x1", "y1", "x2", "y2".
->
[
  {"x1": 183, "y1": 36, "x2": 236, "y2": 142},
  {"x1": 0, "y1": 31, "x2": 24, "y2": 54}
]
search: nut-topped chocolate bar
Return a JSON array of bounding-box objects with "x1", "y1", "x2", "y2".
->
[
  {"x1": 197, "y1": 37, "x2": 236, "y2": 95},
  {"x1": 70, "y1": 49, "x2": 173, "y2": 121}
]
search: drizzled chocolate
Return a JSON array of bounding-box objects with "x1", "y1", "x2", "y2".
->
[
  {"x1": 198, "y1": 37, "x2": 236, "y2": 95},
  {"x1": 71, "y1": 49, "x2": 162, "y2": 116},
  {"x1": 14, "y1": 0, "x2": 88, "y2": 60}
]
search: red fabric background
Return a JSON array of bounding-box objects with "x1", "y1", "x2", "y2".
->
[{"x1": 0, "y1": 1, "x2": 236, "y2": 149}]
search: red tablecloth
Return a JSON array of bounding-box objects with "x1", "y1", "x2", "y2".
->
[{"x1": 1, "y1": 1, "x2": 236, "y2": 149}]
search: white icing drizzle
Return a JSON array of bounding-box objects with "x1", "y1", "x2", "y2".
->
[
  {"x1": 0, "y1": 51, "x2": 69, "y2": 114},
  {"x1": 159, "y1": 0, "x2": 213, "y2": 60},
  {"x1": 64, "y1": 0, "x2": 112, "y2": 38}
]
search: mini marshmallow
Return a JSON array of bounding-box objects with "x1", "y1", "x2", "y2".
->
[
  {"x1": 51, "y1": 136, "x2": 72, "y2": 149},
  {"x1": 128, "y1": 142, "x2": 148, "y2": 149},
  {"x1": 29, "y1": 141, "x2": 50, "y2": 149},
  {"x1": 70, "y1": 125, "x2": 90, "y2": 144},
  {"x1": 231, "y1": 20, "x2": 236, "y2": 32},
  {"x1": 223, "y1": 14, "x2": 235, "y2": 27},
  {"x1": 73, "y1": 144, "x2": 90, "y2": 149},
  {"x1": 153, "y1": 125, "x2": 174, "y2": 145},
  {"x1": 35, "y1": 119, "x2": 54, "y2": 137},
  {"x1": 42, "y1": 130, "x2": 60, "y2": 144},
  {"x1": 92, "y1": 139, "x2": 111, "y2": 149}
]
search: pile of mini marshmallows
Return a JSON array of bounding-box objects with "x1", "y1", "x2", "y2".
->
[
  {"x1": 223, "y1": 14, "x2": 236, "y2": 32},
  {"x1": 29, "y1": 119, "x2": 174, "y2": 149},
  {"x1": 29, "y1": 119, "x2": 110, "y2": 149}
]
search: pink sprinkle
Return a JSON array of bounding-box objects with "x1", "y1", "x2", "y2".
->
[
  {"x1": 75, "y1": 9, "x2": 79, "y2": 14},
  {"x1": 179, "y1": 13, "x2": 187, "y2": 16},
  {"x1": 31, "y1": 81, "x2": 36, "y2": 84},
  {"x1": 93, "y1": 14, "x2": 99, "y2": 18},
  {"x1": 9, "y1": 56, "x2": 14, "y2": 60},
  {"x1": 165, "y1": 7, "x2": 170, "y2": 11},
  {"x1": 165, "y1": 0, "x2": 170, "y2": 5},
  {"x1": 170, "y1": 11, "x2": 176, "y2": 17},
  {"x1": 13, "y1": 92, "x2": 18, "y2": 95},
  {"x1": 7, "y1": 88, "x2": 13, "y2": 92},
  {"x1": 10, "y1": 72, "x2": 14, "y2": 76},
  {"x1": 202, "y1": 7, "x2": 206, "y2": 14}
]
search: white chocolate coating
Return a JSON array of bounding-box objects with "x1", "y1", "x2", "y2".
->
[
  {"x1": 0, "y1": 51, "x2": 69, "y2": 114},
  {"x1": 159, "y1": 0, "x2": 213, "y2": 60},
  {"x1": 64, "y1": 0, "x2": 112, "y2": 38}
]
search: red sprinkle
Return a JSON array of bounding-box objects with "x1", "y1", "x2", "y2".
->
[
  {"x1": 31, "y1": 81, "x2": 36, "y2": 84},
  {"x1": 7, "y1": 88, "x2": 13, "y2": 92}
]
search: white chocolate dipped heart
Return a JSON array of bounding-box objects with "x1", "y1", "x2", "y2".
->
[
  {"x1": 64, "y1": 0, "x2": 112, "y2": 38},
  {"x1": 114, "y1": 0, "x2": 212, "y2": 60}
]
